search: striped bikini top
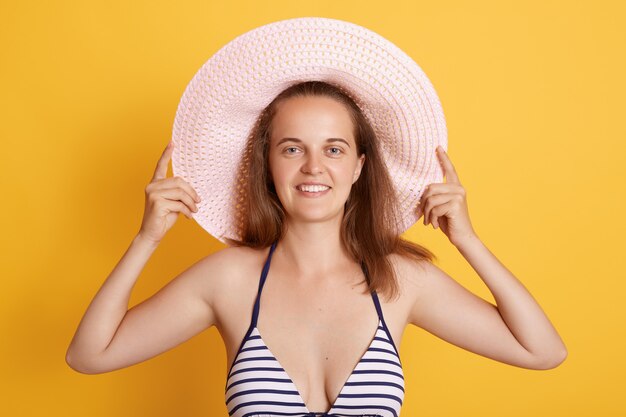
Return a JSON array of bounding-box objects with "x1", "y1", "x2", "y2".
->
[{"x1": 224, "y1": 240, "x2": 405, "y2": 417}]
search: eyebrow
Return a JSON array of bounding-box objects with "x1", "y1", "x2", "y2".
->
[{"x1": 275, "y1": 137, "x2": 351, "y2": 148}]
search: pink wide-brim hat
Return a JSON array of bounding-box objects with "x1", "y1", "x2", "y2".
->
[{"x1": 171, "y1": 16, "x2": 447, "y2": 244}]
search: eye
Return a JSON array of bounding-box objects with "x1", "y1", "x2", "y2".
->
[
  {"x1": 284, "y1": 146, "x2": 299, "y2": 154},
  {"x1": 328, "y1": 147, "x2": 343, "y2": 155}
]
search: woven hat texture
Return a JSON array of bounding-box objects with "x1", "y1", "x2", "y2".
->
[{"x1": 171, "y1": 16, "x2": 448, "y2": 243}]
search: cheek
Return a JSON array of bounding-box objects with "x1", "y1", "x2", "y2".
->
[
  {"x1": 268, "y1": 157, "x2": 291, "y2": 187},
  {"x1": 267, "y1": 153, "x2": 280, "y2": 181},
  {"x1": 334, "y1": 165, "x2": 358, "y2": 184}
]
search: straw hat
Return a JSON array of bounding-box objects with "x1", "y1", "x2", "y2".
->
[{"x1": 171, "y1": 16, "x2": 448, "y2": 244}]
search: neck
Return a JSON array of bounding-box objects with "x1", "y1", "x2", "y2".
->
[{"x1": 274, "y1": 217, "x2": 358, "y2": 283}]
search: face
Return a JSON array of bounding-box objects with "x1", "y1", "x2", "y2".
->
[{"x1": 268, "y1": 95, "x2": 365, "y2": 224}]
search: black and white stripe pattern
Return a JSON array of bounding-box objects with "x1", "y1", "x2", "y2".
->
[{"x1": 224, "y1": 241, "x2": 405, "y2": 417}]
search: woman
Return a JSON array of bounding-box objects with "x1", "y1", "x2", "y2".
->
[{"x1": 66, "y1": 18, "x2": 567, "y2": 417}]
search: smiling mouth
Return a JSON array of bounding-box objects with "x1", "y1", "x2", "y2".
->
[
  {"x1": 295, "y1": 185, "x2": 331, "y2": 196},
  {"x1": 296, "y1": 185, "x2": 331, "y2": 192}
]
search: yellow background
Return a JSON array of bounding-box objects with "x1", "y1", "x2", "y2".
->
[{"x1": 1, "y1": 0, "x2": 623, "y2": 415}]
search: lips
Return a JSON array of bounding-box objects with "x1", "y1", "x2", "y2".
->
[
  {"x1": 295, "y1": 185, "x2": 331, "y2": 197},
  {"x1": 296, "y1": 182, "x2": 331, "y2": 188},
  {"x1": 296, "y1": 184, "x2": 331, "y2": 191}
]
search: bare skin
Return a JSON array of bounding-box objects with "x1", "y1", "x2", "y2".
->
[
  {"x1": 216, "y1": 244, "x2": 413, "y2": 412},
  {"x1": 66, "y1": 96, "x2": 567, "y2": 413}
]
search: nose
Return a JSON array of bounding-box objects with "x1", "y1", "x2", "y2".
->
[{"x1": 300, "y1": 151, "x2": 324, "y2": 174}]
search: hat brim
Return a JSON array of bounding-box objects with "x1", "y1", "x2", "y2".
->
[{"x1": 172, "y1": 16, "x2": 447, "y2": 243}]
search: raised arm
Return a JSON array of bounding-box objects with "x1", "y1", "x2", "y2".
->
[
  {"x1": 407, "y1": 146, "x2": 567, "y2": 370},
  {"x1": 406, "y1": 239, "x2": 567, "y2": 370},
  {"x1": 65, "y1": 236, "x2": 223, "y2": 374},
  {"x1": 65, "y1": 140, "x2": 213, "y2": 374}
]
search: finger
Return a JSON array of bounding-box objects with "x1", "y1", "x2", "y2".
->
[
  {"x1": 416, "y1": 199, "x2": 424, "y2": 220},
  {"x1": 420, "y1": 184, "x2": 437, "y2": 225},
  {"x1": 436, "y1": 145, "x2": 461, "y2": 185},
  {"x1": 420, "y1": 186, "x2": 432, "y2": 225},
  {"x1": 151, "y1": 140, "x2": 174, "y2": 182},
  {"x1": 159, "y1": 187, "x2": 199, "y2": 213},
  {"x1": 171, "y1": 176, "x2": 201, "y2": 203},
  {"x1": 162, "y1": 199, "x2": 194, "y2": 219},
  {"x1": 431, "y1": 200, "x2": 452, "y2": 229},
  {"x1": 424, "y1": 183, "x2": 463, "y2": 196},
  {"x1": 175, "y1": 201, "x2": 194, "y2": 220},
  {"x1": 423, "y1": 193, "x2": 451, "y2": 226},
  {"x1": 147, "y1": 176, "x2": 201, "y2": 206}
]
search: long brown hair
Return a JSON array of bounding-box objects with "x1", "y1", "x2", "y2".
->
[{"x1": 224, "y1": 80, "x2": 437, "y2": 302}]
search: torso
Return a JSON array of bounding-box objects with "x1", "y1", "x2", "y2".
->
[{"x1": 211, "y1": 244, "x2": 419, "y2": 412}]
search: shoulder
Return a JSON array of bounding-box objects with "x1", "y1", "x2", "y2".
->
[
  {"x1": 386, "y1": 252, "x2": 468, "y2": 328},
  {"x1": 199, "y1": 244, "x2": 266, "y2": 273},
  {"x1": 196, "y1": 244, "x2": 270, "y2": 307},
  {"x1": 384, "y1": 252, "x2": 433, "y2": 303},
  {"x1": 386, "y1": 252, "x2": 430, "y2": 285},
  {"x1": 389, "y1": 252, "x2": 478, "y2": 328}
]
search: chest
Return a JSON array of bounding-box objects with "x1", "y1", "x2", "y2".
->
[
  {"x1": 257, "y1": 287, "x2": 383, "y2": 399},
  {"x1": 217, "y1": 260, "x2": 410, "y2": 411}
]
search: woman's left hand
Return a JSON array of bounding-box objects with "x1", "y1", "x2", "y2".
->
[{"x1": 416, "y1": 145, "x2": 478, "y2": 246}]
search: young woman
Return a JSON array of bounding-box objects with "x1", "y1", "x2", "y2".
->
[{"x1": 66, "y1": 18, "x2": 567, "y2": 417}]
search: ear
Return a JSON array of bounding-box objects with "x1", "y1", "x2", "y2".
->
[{"x1": 353, "y1": 153, "x2": 366, "y2": 184}]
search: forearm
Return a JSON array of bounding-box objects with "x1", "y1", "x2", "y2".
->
[
  {"x1": 454, "y1": 234, "x2": 567, "y2": 365},
  {"x1": 66, "y1": 234, "x2": 159, "y2": 368}
]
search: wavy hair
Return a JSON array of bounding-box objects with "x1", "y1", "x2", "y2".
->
[{"x1": 224, "y1": 80, "x2": 437, "y2": 302}]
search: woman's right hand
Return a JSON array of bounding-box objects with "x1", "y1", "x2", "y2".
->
[{"x1": 137, "y1": 140, "x2": 201, "y2": 245}]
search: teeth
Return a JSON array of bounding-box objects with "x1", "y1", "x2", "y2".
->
[{"x1": 298, "y1": 184, "x2": 329, "y2": 192}]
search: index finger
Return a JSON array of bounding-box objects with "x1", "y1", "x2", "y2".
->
[
  {"x1": 436, "y1": 145, "x2": 460, "y2": 184},
  {"x1": 151, "y1": 140, "x2": 174, "y2": 182}
]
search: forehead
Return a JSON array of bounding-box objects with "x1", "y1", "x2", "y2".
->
[{"x1": 270, "y1": 96, "x2": 355, "y2": 144}]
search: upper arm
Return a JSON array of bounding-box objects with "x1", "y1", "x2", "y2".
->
[
  {"x1": 78, "y1": 249, "x2": 231, "y2": 374},
  {"x1": 406, "y1": 260, "x2": 545, "y2": 369}
]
